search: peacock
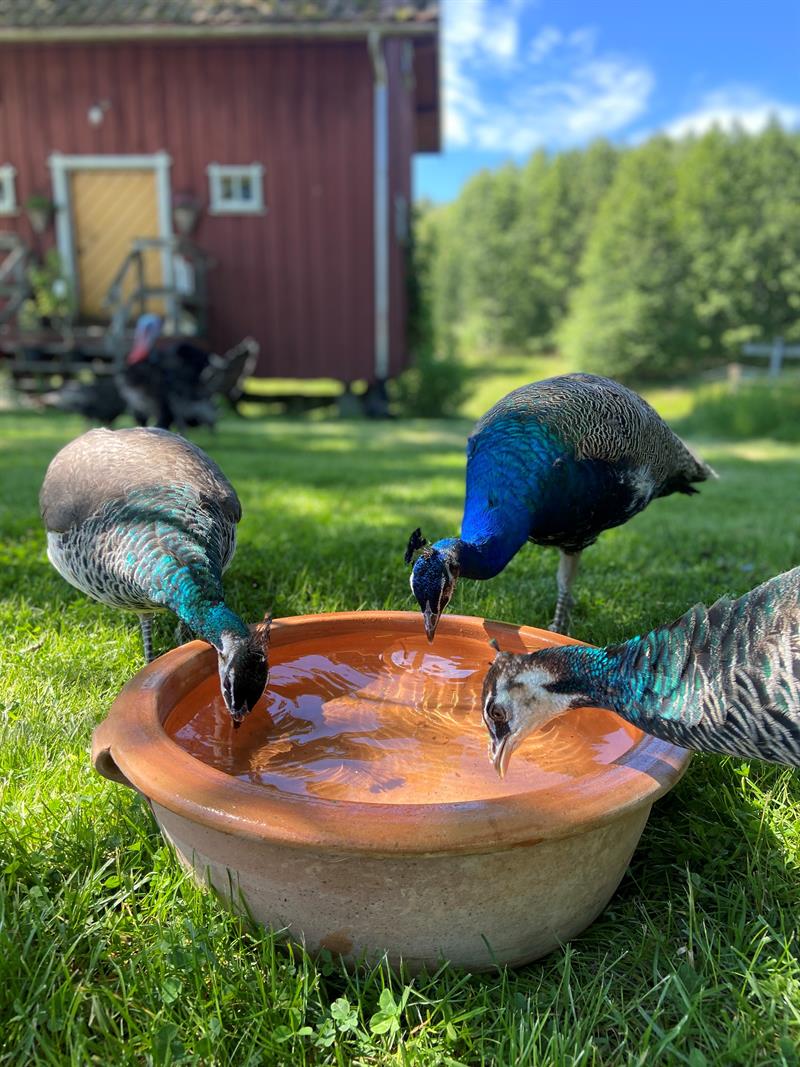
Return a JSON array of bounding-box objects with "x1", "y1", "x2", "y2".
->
[
  {"x1": 40, "y1": 427, "x2": 270, "y2": 723},
  {"x1": 481, "y1": 567, "x2": 800, "y2": 776},
  {"x1": 406, "y1": 374, "x2": 715, "y2": 640}
]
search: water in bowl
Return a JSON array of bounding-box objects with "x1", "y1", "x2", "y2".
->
[{"x1": 165, "y1": 629, "x2": 638, "y2": 805}]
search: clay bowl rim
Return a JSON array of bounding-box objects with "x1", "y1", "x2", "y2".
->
[{"x1": 92, "y1": 610, "x2": 692, "y2": 856}]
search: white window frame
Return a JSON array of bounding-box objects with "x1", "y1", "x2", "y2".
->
[
  {"x1": 0, "y1": 165, "x2": 17, "y2": 215},
  {"x1": 207, "y1": 163, "x2": 265, "y2": 215}
]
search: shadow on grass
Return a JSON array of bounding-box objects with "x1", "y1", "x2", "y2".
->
[{"x1": 0, "y1": 410, "x2": 472, "y2": 500}]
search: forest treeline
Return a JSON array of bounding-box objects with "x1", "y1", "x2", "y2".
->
[{"x1": 419, "y1": 124, "x2": 800, "y2": 381}]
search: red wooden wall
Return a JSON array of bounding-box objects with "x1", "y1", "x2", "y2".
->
[{"x1": 0, "y1": 37, "x2": 420, "y2": 380}]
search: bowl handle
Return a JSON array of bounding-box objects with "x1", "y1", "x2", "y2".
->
[{"x1": 91, "y1": 719, "x2": 135, "y2": 790}]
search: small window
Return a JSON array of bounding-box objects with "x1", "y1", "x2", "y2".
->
[
  {"x1": 0, "y1": 165, "x2": 17, "y2": 215},
  {"x1": 207, "y1": 163, "x2": 265, "y2": 215}
]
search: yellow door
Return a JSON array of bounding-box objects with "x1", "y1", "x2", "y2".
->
[{"x1": 71, "y1": 169, "x2": 163, "y2": 320}]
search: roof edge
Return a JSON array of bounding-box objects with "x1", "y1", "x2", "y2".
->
[{"x1": 0, "y1": 21, "x2": 438, "y2": 44}]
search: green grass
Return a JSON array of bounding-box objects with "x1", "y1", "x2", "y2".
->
[
  {"x1": 2, "y1": 395, "x2": 800, "y2": 1066},
  {"x1": 458, "y1": 348, "x2": 570, "y2": 421},
  {"x1": 674, "y1": 377, "x2": 800, "y2": 444}
]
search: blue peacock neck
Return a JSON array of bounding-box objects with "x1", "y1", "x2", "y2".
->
[
  {"x1": 151, "y1": 563, "x2": 249, "y2": 651},
  {"x1": 544, "y1": 641, "x2": 703, "y2": 750},
  {"x1": 435, "y1": 504, "x2": 531, "y2": 581},
  {"x1": 195, "y1": 601, "x2": 251, "y2": 651},
  {"x1": 541, "y1": 645, "x2": 628, "y2": 713}
]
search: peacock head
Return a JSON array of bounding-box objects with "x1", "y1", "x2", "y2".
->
[
  {"x1": 481, "y1": 645, "x2": 581, "y2": 777},
  {"x1": 217, "y1": 613, "x2": 272, "y2": 725},
  {"x1": 128, "y1": 313, "x2": 163, "y2": 366},
  {"x1": 405, "y1": 528, "x2": 459, "y2": 643}
]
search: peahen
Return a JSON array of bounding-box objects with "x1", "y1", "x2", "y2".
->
[
  {"x1": 406, "y1": 374, "x2": 715, "y2": 640},
  {"x1": 481, "y1": 567, "x2": 800, "y2": 776},
  {"x1": 40, "y1": 427, "x2": 270, "y2": 723}
]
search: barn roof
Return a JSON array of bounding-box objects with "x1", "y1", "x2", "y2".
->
[{"x1": 0, "y1": 0, "x2": 438, "y2": 32}]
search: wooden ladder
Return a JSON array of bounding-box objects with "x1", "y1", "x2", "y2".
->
[
  {"x1": 104, "y1": 237, "x2": 211, "y2": 358},
  {"x1": 0, "y1": 234, "x2": 31, "y2": 326}
]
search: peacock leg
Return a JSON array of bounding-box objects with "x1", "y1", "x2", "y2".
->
[
  {"x1": 550, "y1": 550, "x2": 581, "y2": 634},
  {"x1": 139, "y1": 613, "x2": 155, "y2": 663}
]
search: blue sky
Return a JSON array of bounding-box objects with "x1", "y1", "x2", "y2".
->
[{"x1": 414, "y1": 0, "x2": 800, "y2": 202}]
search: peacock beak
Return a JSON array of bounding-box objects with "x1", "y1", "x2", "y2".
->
[
  {"x1": 231, "y1": 710, "x2": 247, "y2": 730},
  {"x1": 490, "y1": 732, "x2": 516, "y2": 779},
  {"x1": 423, "y1": 601, "x2": 440, "y2": 643},
  {"x1": 484, "y1": 706, "x2": 515, "y2": 779}
]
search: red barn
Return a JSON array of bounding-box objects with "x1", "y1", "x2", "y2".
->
[{"x1": 0, "y1": 0, "x2": 440, "y2": 389}]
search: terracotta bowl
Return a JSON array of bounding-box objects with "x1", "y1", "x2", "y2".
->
[{"x1": 92, "y1": 611, "x2": 691, "y2": 972}]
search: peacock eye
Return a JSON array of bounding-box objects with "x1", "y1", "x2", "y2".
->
[{"x1": 488, "y1": 705, "x2": 505, "y2": 724}]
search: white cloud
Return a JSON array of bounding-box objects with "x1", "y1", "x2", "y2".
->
[
  {"x1": 663, "y1": 88, "x2": 800, "y2": 139},
  {"x1": 565, "y1": 61, "x2": 654, "y2": 137},
  {"x1": 529, "y1": 25, "x2": 561, "y2": 64},
  {"x1": 444, "y1": 0, "x2": 520, "y2": 61},
  {"x1": 483, "y1": 15, "x2": 519, "y2": 62},
  {"x1": 472, "y1": 60, "x2": 654, "y2": 155},
  {"x1": 442, "y1": 3, "x2": 653, "y2": 153},
  {"x1": 566, "y1": 26, "x2": 597, "y2": 55}
]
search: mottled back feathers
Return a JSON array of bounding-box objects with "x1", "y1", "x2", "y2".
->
[
  {"x1": 610, "y1": 567, "x2": 800, "y2": 763},
  {"x1": 40, "y1": 427, "x2": 241, "y2": 535},
  {"x1": 470, "y1": 374, "x2": 714, "y2": 495},
  {"x1": 40, "y1": 427, "x2": 245, "y2": 639},
  {"x1": 485, "y1": 567, "x2": 800, "y2": 770}
]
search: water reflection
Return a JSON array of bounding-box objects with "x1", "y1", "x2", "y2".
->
[{"x1": 166, "y1": 630, "x2": 639, "y2": 805}]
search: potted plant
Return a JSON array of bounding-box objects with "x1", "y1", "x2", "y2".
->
[
  {"x1": 173, "y1": 193, "x2": 201, "y2": 236},
  {"x1": 19, "y1": 249, "x2": 75, "y2": 335},
  {"x1": 24, "y1": 193, "x2": 55, "y2": 235}
]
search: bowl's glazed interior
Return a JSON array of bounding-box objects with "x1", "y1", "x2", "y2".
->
[
  {"x1": 166, "y1": 626, "x2": 642, "y2": 807},
  {"x1": 94, "y1": 612, "x2": 690, "y2": 854}
]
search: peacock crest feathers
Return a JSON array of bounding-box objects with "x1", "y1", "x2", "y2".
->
[
  {"x1": 407, "y1": 373, "x2": 716, "y2": 637},
  {"x1": 404, "y1": 527, "x2": 432, "y2": 565}
]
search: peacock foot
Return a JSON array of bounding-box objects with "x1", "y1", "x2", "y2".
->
[{"x1": 549, "y1": 601, "x2": 573, "y2": 635}]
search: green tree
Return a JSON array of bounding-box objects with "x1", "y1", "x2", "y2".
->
[
  {"x1": 523, "y1": 141, "x2": 619, "y2": 341},
  {"x1": 451, "y1": 164, "x2": 522, "y2": 347},
  {"x1": 676, "y1": 124, "x2": 800, "y2": 357},
  {"x1": 431, "y1": 142, "x2": 619, "y2": 352},
  {"x1": 560, "y1": 137, "x2": 696, "y2": 380},
  {"x1": 393, "y1": 203, "x2": 469, "y2": 417},
  {"x1": 744, "y1": 124, "x2": 800, "y2": 345},
  {"x1": 424, "y1": 123, "x2": 800, "y2": 380},
  {"x1": 425, "y1": 200, "x2": 464, "y2": 347}
]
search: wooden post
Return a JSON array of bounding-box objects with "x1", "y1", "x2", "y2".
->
[
  {"x1": 769, "y1": 337, "x2": 784, "y2": 378},
  {"x1": 727, "y1": 361, "x2": 742, "y2": 393},
  {"x1": 136, "y1": 249, "x2": 145, "y2": 319},
  {"x1": 742, "y1": 337, "x2": 800, "y2": 377}
]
